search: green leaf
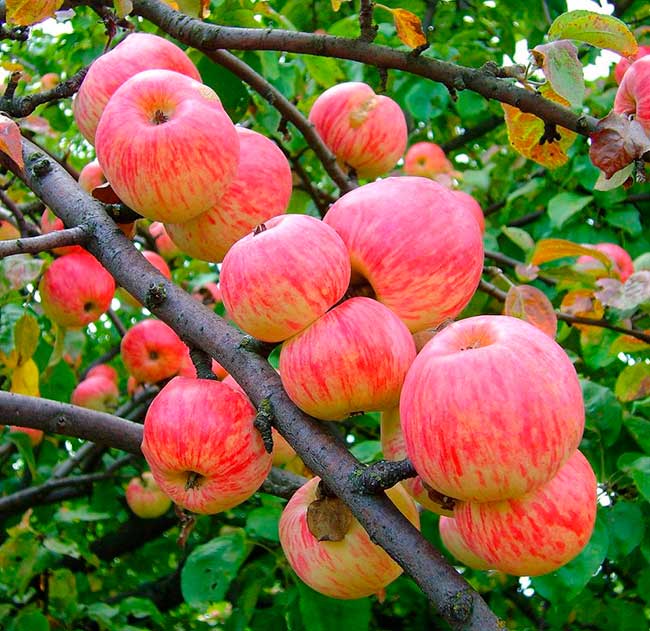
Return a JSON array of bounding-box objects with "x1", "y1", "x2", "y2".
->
[
  {"x1": 350, "y1": 440, "x2": 382, "y2": 463},
  {"x1": 119, "y1": 597, "x2": 163, "y2": 625},
  {"x1": 615, "y1": 363, "x2": 650, "y2": 402},
  {"x1": 49, "y1": 568, "x2": 77, "y2": 611},
  {"x1": 581, "y1": 379, "x2": 622, "y2": 446},
  {"x1": 304, "y1": 56, "x2": 345, "y2": 88},
  {"x1": 605, "y1": 501, "x2": 644, "y2": 560},
  {"x1": 54, "y1": 507, "x2": 111, "y2": 522},
  {"x1": 624, "y1": 416, "x2": 650, "y2": 453},
  {"x1": 532, "y1": 40, "x2": 584, "y2": 108},
  {"x1": 7, "y1": 430, "x2": 39, "y2": 479},
  {"x1": 14, "y1": 313, "x2": 40, "y2": 363},
  {"x1": 547, "y1": 191, "x2": 592, "y2": 228},
  {"x1": 0, "y1": 303, "x2": 26, "y2": 354},
  {"x1": 8, "y1": 610, "x2": 50, "y2": 631},
  {"x1": 627, "y1": 456, "x2": 650, "y2": 502},
  {"x1": 501, "y1": 227, "x2": 535, "y2": 254},
  {"x1": 404, "y1": 81, "x2": 449, "y2": 121},
  {"x1": 246, "y1": 506, "x2": 282, "y2": 542},
  {"x1": 0, "y1": 533, "x2": 40, "y2": 596},
  {"x1": 603, "y1": 205, "x2": 642, "y2": 237},
  {"x1": 296, "y1": 581, "x2": 371, "y2": 631},
  {"x1": 181, "y1": 531, "x2": 249, "y2": 607},
  {"x1": 40, "y1": 360, "x2": 76, "y2": 403}
]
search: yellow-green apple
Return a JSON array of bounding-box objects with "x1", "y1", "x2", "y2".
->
[
  {"x1": 308, "y1": 82, "x2": 407, "y2": 179},
  {"x1": 40, "y1": 72, "x2": 59, "y2": 90},
  {"x1": 148, "y1": 221, "x2": 181, "y2": 260},
  {"x1": 141, "y1": 376, "x2": 272, "y2": 514},
  {"x1": 614, "y1": 56, "x2": 650, "y2": 134},
  {"x1": 86, "y1": 363, "x2": 118, "y2": 384},
  {"x1": 576, "y1": 242, "x2": 634, "y2": 281},
  {"x1": 323, "y1": 177, "x2": 483, "y2": 332},
  {"x1": 120, "y1": 319, "x2": 186, "y2": 384},
  {"x1": 615, "y1": 45, "x2": 650, "y2": 84},
  {"x1": 95, "y1": 69, "x2": 239, "y2": 224},
  {"x1": 279, "y1": 297, "x2": 416, "y2": 421},
  {"x1": 78, "y1": 158, "x2": 107, "y2": 194},
  {"x1": 279, "y1": 476, "x2": 419, "y2": 599},
  {"x1": 125, "y1": 471, "x2": 172, "y2": 518},
  {"x1": 9, "y1": 426, "x2": 44, "y2": 446},
  {"x1": 40, "y1": 208, "x2": 85, "y2": 256},
  {"x1": 39, "y1": 251, "x2": 116, "y2": 329},
  {"x1": 403, "y1": 141, "x2": 456, "y2": 180},
  {"x1": 400, "y1": 315, "x2": 585, "y2": 502},
  {"x1": 0, "y1": 220, "x2": 19, "y2": 240},
  {"x1": 381, "y1": 407, "x2": 455, "y2": 516},
  {"x1": 71, "y1": 375, "x2": 119, "y2": 411},
  {"x1": 73, "y1": 32, "x2": 201, "y2": 144},
  {"x1": 120, "y1": 250, "x2": 172, "y2": 308},
  {"x1": 456, "y1": 450, "x2": 596, "y2": 576},
  {"x1": 451, "y1": 190, "x2": 485, "y2": 233},
  {"x1": 220, "y1": 215, "x2": 351, "y2": 342},
  {"x1": 439, "y1": 516, "x2": 491, "y2": 570},
  {"x1": 165, "y1": 127, "x2": 293, "y2": 263}
]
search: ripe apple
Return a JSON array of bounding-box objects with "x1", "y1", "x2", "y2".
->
[
  {"x1": 177, "y1": 347, "x2": 228, "y2": 380},
  {"x1": 120, "y1": 319, "x2": 186, "y2": 384},
  {"x1": 9, "y1": 426, "x2": 44, "y2": 446},
  {"x1": 85, "y1": 363, "x2": 118, "y2": 384},
  {"x1": 439, "y1": 516, "x2": 491, "y2": 571},
  {"x1": 71, "y1": 375, "x2": 119, "y2": 411},
  {"x1": 323, "y1": 177, "x2": 484, "y2": 332},
  {"x1": 125, "y1": 471, "x2": 172, "y2": 518},
  {"x1": 451, "y1": 189, "x2": 485, "y2": 233},
  {"x1": 192, "y1": 281, "x2": 222, "y2": 306},
  {"x1": 0, "y1": 220, "x2": 20, "y2": 240},
  {"x1": 165, "y1": 127, "x2": 293, "y2": 263},
  {"x1": 400, "y1": 315, "x2": 585, "y2": 502},
  {"x1": 73, "y1": 32, "x2": 201, "y2": 144},
  {"x1": 615, "y1": 45, "x2": 650, "y2": 84},
  {"x1": 279, "y1": 297, "x2": 416, "y2": 421},
  {"x1": 141, "y1": 376, "x2": 272, "y2": 514},
  {"x1": 40, "y1": 208, "x2": 85, "y2": 256},
  {"x1": 127, "y1": 375, "x2": 145, "y2": 398},
  {"x1": 279, "y1": 476, "x2": 419, "y2": 599},
  {"x1": 220, "y1": 214, "x2": 351, "y2": 342},
  {"x1": 456, "y1": 450, "x2": 597, "y2": 576},
  {"x1": 120, "y1": 250, "x2": 172, "y2": 308},
  {"x1": 614, "y1": 56, "x2": 650, "y2": 134},
  {"x1": 95, "y1": 69, "x2": 240, "y2": 224},
  {"x1": 40, "y1": 72, "x2": 60, "y2": 90},
  {"x1": 78, "y1": 158, "x2": 107, "y2": 194},
  {"x1": 576, "y1": 242, "x2": 634, "y2": 281},
  {"x1": 403, "y1": 141, "x2": 455, "y2": 179},
  {"x1": 39, "y1": 251, "x2": 116, "y2": 329},
  {"x1": 308, "y1": 82, "x2": 407, "y2": 179},
  {"x1": 148, "y1": 222, "x2": 181, "y2": 260}
]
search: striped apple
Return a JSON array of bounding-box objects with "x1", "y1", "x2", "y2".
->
[
  {"x1": 439, "y1": 516, "x2": 491, "y2": 571},
  {"x1": 614, "y1": 56, "x2": 650, "y2": 134}
]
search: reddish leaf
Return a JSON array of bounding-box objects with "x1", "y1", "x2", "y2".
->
[
  {"x1": 595, "y1": 272, "x2": 650, "y2": 310},
  {"x1": 504, "y1": 285, "x2": 557, "y2": 338},
  {"x1": 616, "y1": 363, "x2": 650, "y2": 402},
  {"x1": 611, "y1": 332, "x2": 650, "y2": 354},
  {"x1": 560, "y1": 289, "x2": 604, "y2": 332},
  {"x1": 0, "y1": 114, "x2": 24, "y2": 170},
  {"x1": 532, "y1": 40, "x2": 584, "y2": 108},
  {"x1": 6, "y1": 0, "x2": 64, "y2": 25}
]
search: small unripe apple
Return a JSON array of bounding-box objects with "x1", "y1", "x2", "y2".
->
[
  {"x1": 71, "y1": 376, "x2": 119, "y2": 411},
  {"x1": 85, "y1": 364, "x2": 119, "y2": 384},
  {"x1": 439, "y1": 516, "x2": 491, "y2": 570},
  {"x1": 125, "y1": 471, "x2": 172, "y2": 518},
  {"x1": 9, "y1": 426, "x2": 44, "y2": 446},
  {"x1": 40, "y1": 72, "x2": 60, "y2": 90}
]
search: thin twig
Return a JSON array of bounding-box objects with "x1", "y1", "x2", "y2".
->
[
  {"x1": 0, "y1": 225, "x2": 88, "y2": 257},
  {"x1": 0, "y1": 188, "x2": 39, "y2": 236}
]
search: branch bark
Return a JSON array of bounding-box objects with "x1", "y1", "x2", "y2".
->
[{"x1": 0, "y1": 225, "x2": 88, "y2": 257}]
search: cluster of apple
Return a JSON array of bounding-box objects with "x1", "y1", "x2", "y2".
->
[{"x1": 71, "y1": 363, "x2": 119, "y2": 412}]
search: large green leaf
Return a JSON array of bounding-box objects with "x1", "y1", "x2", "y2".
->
[{"x1": 296, "y1": 581, "x2": 371, "y2": 631}]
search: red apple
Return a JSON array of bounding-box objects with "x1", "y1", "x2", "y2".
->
[
  {"x1": 456, "y1": 450, "x2": 597, "y2": 576},
  {"x1": 400, "y1": 315, "x2": 585, "y2": 502},
  {"x1": 40, "y1": 208, "x2": 85, "y2": 256},
  {"x1": 86, "y1": 363, "x2": 118, "y2": 384},
  {"x1": 279, "y1": 297, "x2": 416, "y2": 421},
  {"x1": 120, "y1": 319, "x2": 186, "y2": 384},
  {"x1": 576, "y1": 242, "x2": 634, "y2": 281},
  {"x1": 451, "y1": 190, "x2": 485, "y2": 233},
  {"x1": 73, "y1": 32, "x2": 201, "y2": 144},
  {"x1": 0, "y1": 220, "x2": 20, "y2": 240},
  {"x1": 177, "y1": 347, "x2": 228, "y2": 380},
  {"x1": 39, "y1": 251, "x2": 115, "y2": 329},
  {"x1": 95, "y1": 69, "x2": 240, "y2": 224},
  {"x1": 127, "y1": 375, "x2": 145, "y2": 398},
  {"x1": 78, "y1": 158, "x2": 107, "y2": 194},
  {"x1": 120, "y1": 250, "x2": 172, "y2": 308},
  {"x1": 141, "y1": 376, "x2": 272, "y2": 514},
  {"x1": 308, "y1": 82, "x2": 407, "y2": 179},
  {"x1": 40, "y1": 72, "x2": 60, "y2": 90},
  {"x1": 403, "y1": 142, "x2": 455, "y2": 178},
  {"x1": 439, "y1": 516, "x2": 491, "y2": 571},
  {"x1": 71, "y1": 375, "x2": 119, "y2": 411},
  {"x1": 279, "y1": 476, "x2": 419, "y2": 599},
  {"x1": 149, "y1": 221, "x2": 181, "y2": 260},
  {"x1": 220, "y1": 214, "x2": 351, "y2": 342},
  {"x1": 323, "y1": 177, "x2": 483, "y2": 332},
  {"x1": 615, "y1": 45, "x2": 650, "y2": 84},
  {"x1": 125, "y1": 471, "x2": 172, "y2": 518},
  {"x1": 614, "y1": 56, "x2": 650, "y2": 134},
  {"x1": 9, "y1": 426, "x2": 44, "y2": 446},
  {"x1": 165, "y1": 127, "x2": 293, "y2": 263},
  {"x1": 192, "y1": 281, "x2": 222, "y2": 306}
]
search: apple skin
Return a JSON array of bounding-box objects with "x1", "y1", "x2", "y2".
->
[
  {"x1": 615, "y1": 45, "x2": 650, "y2": 84},
  {"x1": 455, "y1": 450, "x2": 597, "y2": 576},
  {"x1": 439, "y1": 516, "x2": 491, "y2": 571},
  {"x1": 279, "y1": 297, "x2": 416, "y2": 421},
  {"x1": 9, "y1": 426, "x2": 44, "y2": 446},
  {"x1": 450, "y1": 190, "x2": 485, "y2": 234},
  {"x1": 380, "y1": 407, "x2": 455, "y2": 516},
  {"x1": 400, "y1": 315, "x2": 585, "y2": 502},
  {"x1": 40, "y1": 208, "x2": 86, "y2": 256},
  {"x1": 40, "y1": 72, "x2": 60, "y2": 90},
  {"x1": 614, "y1": 56, "x2": 650, "y2": 134},
  {"x1": 95, "y1": 69, "x2": 240, "y2": 224},
  {"x1": 403, "y1": 142, "x2": 454, "y2": 178},
  {"x1": 120, "y1": 319, "x2": 186, "y2": 384},
  {"x1": 165, "y1": 127, "x2": 293, "y2": 263},
  {"x1": 125, "y1": 471, "x2": 172, "y2": 519},
  {"x1": 308, "y1": 82, "x2": 407, "y2": 179},
  {"x1": 279, "y1": 476, "x2": 420, "y2": 599},
  {"x1": 73, "y1": 32, "x2": 201, "y2": 145},
  {"x1": 220, "y1": 214, "x2": 351, "y2": 342},
  {"x1": 576, "y1": 242, "x2": 634, "y2": 282},
  {"x1": 78, "y1": 158, "x2": 107, "y2": 194},
  {"x1": 149, "y1": 222, "x2": 182, "y2": 260},
  {"x1": 141, "y1": 376, "x2": 272, "y2": 515},
  {"x1": 86, "y1": 364, "x2": 119, "y2": 384},
  {"x1": 0, "y1": 220, "x2": 20, "y2": 240},
  {"x1": 323, "y1": 177, "x2": 484, "y2": 332},
  {"x1": 39, "y1": 251, "x2": 116, "y2": 329},
  {"x1": 192, "y1": 281, "x2": 222, "y2": 306},
  {"x1": 71, "y1": 375, "x2": 119, "y2": 411}
]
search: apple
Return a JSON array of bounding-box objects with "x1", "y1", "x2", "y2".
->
[
  {"x1": 40, "y1": 72, "x2": 60, "y2": 90},
  {"x1": 85, "y1": 363, "x2": 119, "y2": 384},
  {"x1": 120, "y1": 250, "x2": 172, "y2": 308},
  {"x1": 576, "y1": 242, "x2": 634, "y2": 281},
  {"x1": 400, "y1": 315, "x2": 585, "y2": 502},
  {"x1": 438, "y1": 516, "x2": 491, "y2": 571},
  {"x1": 279, "y1": 297, "x2": 416, "y2": 421},
  {"x1": 125, "y1": 471, "x2": 172, "y2": 518},
  {"x1": 127, "y1": 375, "x2": 145, "y2": 398},
  {"x1": 71, "y1": 375, "x2": 119, "y2": 411},
  {"x1": 615, "y1": 45, "x2": 650, "y2": 84},
  {"x1": 308, "y1": 82, "x2": 407, "y2": 179},
  {"x1": 141, "y1": 376, "x2": 272, "y2": 514},
  {"x1": 220, "y1": 214, "x2": 351, "y2": 342},
  {"x1": 614, "y1": 56, "x2": 650, "y2": 135},
  {"x1": 165, "y1": 127, "x2": 293, "y2": 263},
  {"x1": 403, "y1": 142, "x2": 455, "y2": 179},
  {"x1": 456, "y1": 450, "x2": 597, "y2": 576},
  {"x1": 40, "y1": 208, "x2": 85, "y2": 256},
  {"x1": 450, "y1": 190, "x2": 485, "y2": 233},
  {"x1": 78, "y1": 158, "x2": 107, "y2": 194},
  {"x1": 0, "y1": 220, "x2": 20, "y2": 240},
  {"x1": 120, "y1": 319, "x2": 186, "y2": 384},
  {"x1": 39, "y1": 251, "x2": 116, "y2": 329},
  {"x1": 95, "y1": 69, "x2": 240, "y2": 224},
  {"x1": 149, "y1": 222, "x2": 181, "y2": 260},
  {"x1": 73, "y1": 32, "x2": 201, "y2": 144},
  {"x1": 177, "y1": 347, "x2": 228, "y2": 380},
  {"x1": 279, "y1": 476, "x2": 419, "y2": 599},
  {"x1": 323, "y1": 177, "x2": 484, "y2": 332},
  {"x1": 9, "y1": 426, "x2": 44, "y2": 446},
  {"x1": 192, "y1": 281, "x2": 222, "y2": 306}
]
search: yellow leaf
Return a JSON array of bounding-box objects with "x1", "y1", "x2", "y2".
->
[
  {"x1": 6, "y1": 0, "x2": 64, "y2": 26},
  {"x1": 376, "y1": 4, "x2": 427, "y2": 48},
  {"x1": 0, "y1": 114, "x2": 24, "y2": 170},
  {"x1": 0, "y1": 61, "x2": 24, "y2": 72},
  {"x1": 160, "y1": 0, "x2": 180, "y2": 9},
  {"x1": 113, "y1": 0, "x2": 133, "y2": 18},
  {"x1": 11, "y1": 358, "x2": 40, "y2": 397},
  {"x1": 532, "y1": 239, "x2": 614, "y2": 269},
  {"x1": 14, "y1": 314, "x2": 40, "y2": 364},
  {"x1": 331, "y1": 0, "x2": 351, "y2": 11},
  {"x1": 501, "y1": 84, "x2": 577, "y2": 169},
  {"x1": 0, "y1": 350, "x2": 20, "y2": 371}
]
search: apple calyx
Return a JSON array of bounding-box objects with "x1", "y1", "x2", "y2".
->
[
  {"x1": 306, "y1": 481, "x2": 352, "y2": 542},
  {"x1": 152, "y1": 109, "x2": 170, "y2": 125},
  {"x1": 184, "y1": 471, "x2": 204, "y2": 491},
  {"x1": 422, "y1": 483, "x2": 457, "y2": 513},
  {"x1": 253, "y1": 223, "x2": 268, "y2": 235}
]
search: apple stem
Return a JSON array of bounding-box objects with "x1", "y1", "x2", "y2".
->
[
  {"x1": 254, "y1": 399, "x2": 275, "y2": 454},
  {"x1": 351, "y1": 458, "x2": 418, "y2": 494}
]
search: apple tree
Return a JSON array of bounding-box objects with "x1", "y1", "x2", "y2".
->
[{"x1": 0, "y1": 0, "x2": 649, "y2": 629}]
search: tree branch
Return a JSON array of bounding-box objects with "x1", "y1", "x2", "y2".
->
[
  {"x1": 351, "y1": 459, "x2": 418, "y2": 494},
  {"x1": 0, "y1": 188, "x2": 39, "y2": 237},
  {"x1": 441, "y1": 114, "x2": 504, "y2": 152},
  {"x1": 0, "y1": 225, "x2": 88, "y2": 257}
]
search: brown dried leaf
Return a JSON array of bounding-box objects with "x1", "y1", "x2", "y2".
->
[
  {"x1": 0, "y1": 114, "x2": 24, "y2": 170},
  {"x1": 6, "y1": 0, "x2": 64, "y2": 25},
  {"x1": 505, "y1": 285, "x2": 558, "y2": 338},
  {"x1": 306, "y1": 496, "x2": 353, "y2": 542},
  {"x1": 91, "y1": 182, "x2": 122, "y2": 204}
]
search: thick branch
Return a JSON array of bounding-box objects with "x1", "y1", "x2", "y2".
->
[{"x1": 0, "y1": 225, "x2": 88, "y2": 257}]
